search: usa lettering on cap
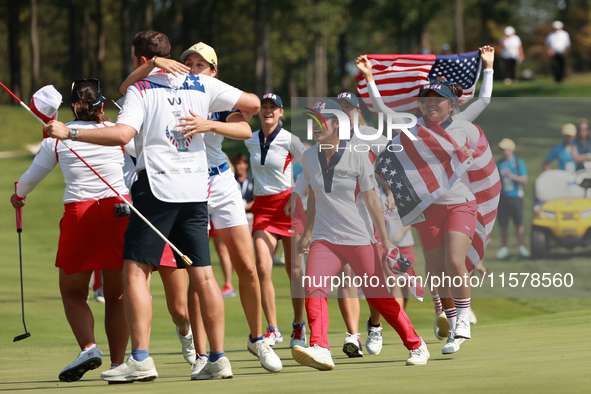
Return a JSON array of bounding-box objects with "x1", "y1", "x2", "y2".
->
[
  {"x1": 263, "y1": 93, "x2": 277, "y2": 100},
  {"x1": 337, "y1": 92, "x2": 352, "y2": 99},
  {"x1": 313, "y1": 101, "x2": 326, "y2": 109}
]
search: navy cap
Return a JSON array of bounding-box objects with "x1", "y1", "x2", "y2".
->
[
  {"x1": 311, "y1": 99, "x2": 342, "y2": 119},
  {"x1": 418, "y1": 82, "x2": 457, "y2": 101},
  {"x1": 336, "y1": 91, "x2": 360, "y2": 108},
  {"x1": 261, "y1": 93, "x2": 283, "y2": 108}
]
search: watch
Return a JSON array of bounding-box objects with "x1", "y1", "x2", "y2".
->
[{"x1": 69, "y1": 128, "x2": 79, "y2": 141}]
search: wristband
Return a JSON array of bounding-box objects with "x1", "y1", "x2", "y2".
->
[
  {"x1": 153, "y1": 56, "x2": 157, "y2": 68},
  {"x1": 14, "y1": 193, "x2": 26, "y2": 202}
]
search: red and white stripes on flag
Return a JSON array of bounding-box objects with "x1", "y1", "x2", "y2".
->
[
  {"x1": 376, "y1": 118, "x2": 500, "y2": 270},
  {"x1": 357, "y1": 52, "x2": 482, "y2": 113}
]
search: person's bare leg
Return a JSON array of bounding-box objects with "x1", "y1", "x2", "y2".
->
[
  {"x1": 500, "y1": 226, "x2": 508, "y2": 248},
  {"x1": 444, "y1": 232, "x2": 473, "y2": 299},
  {"x1": 254, "y1": 230, "x2": 279, "y2": 328},
  {"x1": 188, "y1": 266, "x2": 225, "y2": 353},
  {"x1": 159, "y1": 266, "x2": 191, "y2": 336},
  {"x1": 123, "y1": 260, "x2": 153, "y2": 351},
  {"x1": 213, "y1": 235, "x2": 234, "y2": 289},
  {"x1": 337, "y1": 265, "x2": 360, "y2": 333},
  {"x1": 283, "y1": 235, "x2": 304, "y2": 324},
  {"x1": 517, "y1": 224, "x2": 525, "y2": 247},
  {"x1": 187, "y1": 281, "x2": 207, "y2": 355},
  {"x1": 102, "y1": 269, "x2": 129, "y2": 365},
  {"x1": 218, "y1": 225, "x2": 262, "y2": 338},
  {"x1": 59, "y1": 269, "x2": 95, "y2": 349}
]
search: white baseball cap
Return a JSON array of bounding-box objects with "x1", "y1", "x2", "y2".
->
[
  {"x1": 552, "y1": 21, "x2": 564, "y2": 30},
  {"x1": 30, "y1": 85, "x2": 62, "y2": 123},
  {"x1": 504, "y1": 26, "x2": 515, "y2": 36}
]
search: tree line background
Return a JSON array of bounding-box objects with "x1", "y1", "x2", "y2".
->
[{"x1": 2, "y1": 0, "x2": 590, "y2": 106}]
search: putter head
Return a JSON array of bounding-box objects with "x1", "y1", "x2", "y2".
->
[{"x1": 13, "y1": 332, "x2": 31, "y2": 342}]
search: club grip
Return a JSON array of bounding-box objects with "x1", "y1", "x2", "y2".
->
[{"x1": 15, "y1": 182, "x2": 22, "y2": 232}]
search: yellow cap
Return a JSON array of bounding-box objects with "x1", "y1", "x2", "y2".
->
[
  {"x1": 498, "y1": 138, "x2": 516, "y2": 151},
  {"x1": 180, "y1": 42, "x2": 218, "y2": 69},
  {"x1": 561, "y1": 123, "x2": 577, "y2": 136}
]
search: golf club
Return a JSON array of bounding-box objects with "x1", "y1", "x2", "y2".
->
[
  {"x1": 13, "y1": 182, "x2": 31, "y2": 342},
  {"x1": 1, "y1": 81, "x2": 193, "y2": 266}
]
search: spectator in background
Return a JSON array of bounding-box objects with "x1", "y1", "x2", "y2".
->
[
  {"x1": 496, "y1": 138, "x2": 530, "y2": 259},
  {"x1": 543, "y1": 123, "x2": 577, "y2": 173},
  {"x1": 500, "y1": 26, "x2": 524, "y2": 85},
  {"x1": 233, "y1": 152, "x2": 254, "y2": 226},
  {"x1": 572, "y1": 119, "x2": 591, "y2": 170},
  {"x1": 441, "y1": 43, "x2": 452, "y2": 55},
  {"x1": 546, "y1": 21, "x2": 571, "y2": 82}
]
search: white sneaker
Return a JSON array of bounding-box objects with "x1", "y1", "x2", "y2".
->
[
  {"x1": 263, "y1": 326, "x2": 283, "y2": 346},
  {"x1": 100, "y1": 355, "x2": 158, "y2": 382},
  {"x1": 434, "y1": 312, "x2": 450, "y2": 340},
  {"x1": 442, "y1": 330, "x2": 466, "y2": 354},
  {"x1": 454, "y1": 314, "x2": 471, "y2": 339},
  {"x1": 192, "y1": 357, "x2": 233, "y2": 380},
  {"x1": 342, "y1": 333, "x2": 363, "y2": 358},
  {"x1": 468, "y1": 307, "x2": 477, "y2": 325},
  {"x1": 247, "y1": 338, "x2": 283, "y2": 373},
  {"x1": 176, "y1": 326, "x2": 196, "y2": 365},
  {"x1": 59, "y1": 346, "x2": 103, "y2": 382},
  {"x1": 290, "y1": 323, "x2": 307, "y2": 348},
  {"x1": 190, "y1": 356, "x2": 209, "y2": 379},
  {"x1": 94, "y1": 289, "x2": 105, "y2": 303},
  {"x1": 291, "y1": 345, "x2": 335, "y2": 371},
  {"x1": 406, "y1": 339, "x2": 430, "y2": 366},
  {"x1": 366, "y1": 319, "x2": 383, "y2": 355}
]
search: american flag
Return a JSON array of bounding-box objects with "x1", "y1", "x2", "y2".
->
[
  {"x1": 357, "y1": 51, "x2": 482, "y2": 113},
  {"x1": 385, "y1": 247, "x2": 426, "y2": 301},
  {"x1": 376, "y1": 118, "x2": 501, "y2": 270}
]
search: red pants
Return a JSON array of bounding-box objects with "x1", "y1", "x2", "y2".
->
[{"x1": 304, "y1": 240, "x2": 421, "y2": 350}]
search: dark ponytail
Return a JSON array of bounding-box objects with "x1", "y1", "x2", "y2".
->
[
  {"x1": 452, "y1": 84, "x2": 463, "y2": 98},
  {"x1": 70, "y1": 81, "x2": 110, "y2": 123}
]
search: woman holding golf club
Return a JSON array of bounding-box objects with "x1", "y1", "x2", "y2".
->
[{"x1": 10, "y1": 79, "x2": 130, "y2": 382}]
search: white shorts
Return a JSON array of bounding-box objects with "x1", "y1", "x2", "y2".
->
[{"x1": 208, "y1": 168, "x2": 249, "y2": 230}]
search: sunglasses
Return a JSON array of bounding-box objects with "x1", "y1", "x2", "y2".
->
[{"x1": 71, "y1": 78, "x2": 104, "y2": 108}]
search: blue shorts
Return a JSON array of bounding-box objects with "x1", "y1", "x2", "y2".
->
[{"x1": 123, "y1": 171, "x2": 211, "y2": 268}]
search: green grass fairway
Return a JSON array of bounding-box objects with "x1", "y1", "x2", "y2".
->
[{"x1": 2, "y1": 75, "x2": 591, "y2": 392}]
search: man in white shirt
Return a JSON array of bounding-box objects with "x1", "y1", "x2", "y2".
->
[
  {"x1": 44, "y1": 30, "x2": 260, "y2": 382},
  {"x1": 500, "y1": 26, "x2": 524, "y2": 84},
  {"x1": 546, "y1": 20, "x2": 571, "y2": 82}
]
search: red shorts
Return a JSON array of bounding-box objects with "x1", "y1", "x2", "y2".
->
[
  {"x1": 251, "y1": 189, "x2": 305, "y2": 237},
  {"x1": 56, "y1": 195, "x2": 129, "y2": 274},
  {"x1": 413, "y1": 200, "x2": 478, "y2": 252}
]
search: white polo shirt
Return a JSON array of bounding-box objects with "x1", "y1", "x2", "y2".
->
[
  {"x1": 203, "y1": 110, "x2": 242, "y2": 167},
  {"x1": 546, "y1": 30, "x2": 571, "y2": 54},
  {"x1": 117, "y1": 72, "x2": 242, "y2": 202},
  {"x1": 302, "y1": 142, "x2": 378, "y2": 245},
  {"x1": 245, "y1": 126, "x2": 305, "y2": 196},
  {"x1": 500, "y1": 34, "x2": 522, "y2": 59},
  {"x1": 33, "y1": 120, "x2": 128, "y2": 203}
]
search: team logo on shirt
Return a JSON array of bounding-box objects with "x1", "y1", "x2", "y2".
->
[{"x1": 166, "y1": 111, "x2": 193, "y2": 152}]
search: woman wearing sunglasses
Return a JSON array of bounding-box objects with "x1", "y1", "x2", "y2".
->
[{"x1": 10, "y1": 79, "x2": 131, "y2": 382}]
